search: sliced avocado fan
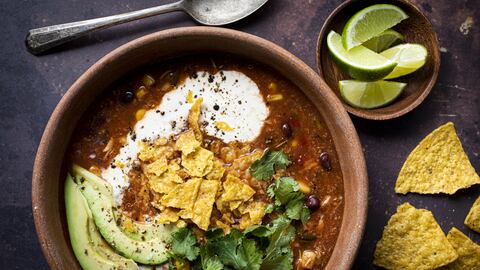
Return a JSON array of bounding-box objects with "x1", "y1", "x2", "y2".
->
[
  {"x1": 65, "y1": 174, "x2": 138, "y2": 270},
  {"x1": 71, "y1": 164, "x2": 174, "y2": 265}
]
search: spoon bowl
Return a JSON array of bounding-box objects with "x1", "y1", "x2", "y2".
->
[{"x1": 183, "y1": 0, "x2": 269, "y2": 25}]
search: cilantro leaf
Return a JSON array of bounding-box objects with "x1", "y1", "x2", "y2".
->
[
  {"x1": 200, "y1": 245, "x2": 224, "y2": 270},
  {"x1": 245, "y1": 216, "x2": 290, "y2": 238},
  {"x1": 268, "y1": 177, "x2": 311, "y2": 224},
  {"x1": 260, "y1": 219, "x2": 296, "y2": 270},
  {"x1": 249, "y1": 150, "x2": 291, "y2": 180},
  {"x1": 170, "y1": 227, "x2": 200, "y2": 261},
  {"x1": 210, "y1": 229, "x2": 263, "y2": 270}
]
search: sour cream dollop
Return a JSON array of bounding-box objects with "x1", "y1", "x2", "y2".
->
[{"x1": 102, "y1": 70, "x2": 269, "y2": 205}]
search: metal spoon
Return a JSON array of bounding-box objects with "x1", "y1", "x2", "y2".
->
[{"x1": 25, "y1": 0, "x2": 268, "y2": 55}]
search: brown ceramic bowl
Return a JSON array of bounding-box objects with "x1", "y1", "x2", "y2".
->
[
  {"x1": 317, "y1": 0, "x2": 440, "y2": 120},
  {"x1": 32, "y1": 27, "x2": 367, "y2": 269}
]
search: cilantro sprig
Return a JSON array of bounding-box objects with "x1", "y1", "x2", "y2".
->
[
  {"x1": 170, "y1": 227, "x2": 200, "y2": 261},
  {"x1": 249, "y1": 150, "x2": 291, "y2": 180},
  {"x1": 267, "y1": 177, "x2": 311, "y2": 224}
]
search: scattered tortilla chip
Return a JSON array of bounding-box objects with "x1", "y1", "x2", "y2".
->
[
  {"x1": 182, "y1": 147, "x2": 214, "y2": 177},
  {"x1": 143, "y1": 157, "x2": 169, "y2": 176},
  {"x1": 148, "y1": 170, "x2": 183, "y2": 194},
  {"x1": 138, "y1": 141, "x2": 173, "y2": 162},
  {"x1": 465, "y1": 196, "x2": 480, "y2": 233},
  {"x1": 205, "y1": 159, "x2": 225, "y2": 181},
  {"x1": 395, "y1": 122, "x2": 480, "y2": 194},
  {"x1": 238, "y1": 201, "x2": 266, "y2": 230},
  {"x1": 216, "y1": 174, "x2": 255, "y2": 212},
  {"x1": 188, "y1": 98, "x2": 203, "y2": 142},
  {"x1": 439, "y1": 227, "x2": 480, "y2": 269},
  {"x1": 157, "y1": 208, "x2": 180, "y2": 224},
  {"x1": 160, "y1": 178, "x2": 202, "y2": 210},
  {"x1": 374, "y1": 202, "x2": 458, "y2": 270},
  {"x1": 191, "y1": 180, "x2": 220, "y2": 230},
  {"x1": 175, "y1": 130, "x2": 201, "y2": 155}
]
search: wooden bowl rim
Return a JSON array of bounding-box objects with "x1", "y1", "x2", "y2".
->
[
  {"x1": 316, "y1": 0, "x2": 440, "y2": 120},
  {"x1": 32, "y1": 26, "x2": 368, "y2": 269}
]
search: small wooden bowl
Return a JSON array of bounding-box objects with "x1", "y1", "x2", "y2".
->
[{"x1": 316, "y1": 0, "x2": 440, "y2": 120}]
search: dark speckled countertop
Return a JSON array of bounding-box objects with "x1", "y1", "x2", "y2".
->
[{"x1": 0, "y1": 0, "x2": 478, "y2": 269}]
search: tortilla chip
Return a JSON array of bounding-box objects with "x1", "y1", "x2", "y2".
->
[
  {"x1": 175, "y1": 130, "x2": 201, "y2": 155},
  {"x1": 157, "y1": 208, "x2": 180, "y2": 224},
  {"x1": 205, "y1": 159, "x2": 225, "y2": 181},
  {"x1": 216, "y1": 175, "x2": 255, "y2": 212},
  {"x1": 143, "y1": 157, "x2": 169, "y2": 176},
  {"x1": 160, "y1": 178, "x2": 202, "y2": 210},
  {"x1": 373, "y1": 202, "x2": 458, "y2": 270},
  {"x1": 188, "y1": 98, "x2": 203, "y2": 142},
  {"x1": 395, "y1": 122, "x2": 480, "y2": 194},
  {"x1": 148, "y1": 170, "x2": 183, "y2": 194},
  {"x1": 465, "y1": 196, "x2": 480, "y2": 233},
  {"x1": 439, "y1": 227, "x2": 480, "y2": 269},
  {"x1": 182, "y1": 147, "x2": 214, "y2": 177},
  {"x1": 138, "y1": 140, "x2": 173, "y2": 162},
  {"x1": 238, "y1": 201, "x2": 266, "y2": 230},
  {"x1": 191, "y1": 180, "x2": 220, "y2": 230}
]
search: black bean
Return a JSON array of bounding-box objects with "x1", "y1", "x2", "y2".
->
[
  {"x1": 320, "y1": 151, "x2": 332, "y2": 171},
  {"x1": 305, "y1": 195, "x2": 320, "y2": 211},
  {"x1": 281, "y1": 122, "x2": 293, "y2": 138},
  {"x1": 121, "y1": 91, "x2": 134, "y2": 103}
]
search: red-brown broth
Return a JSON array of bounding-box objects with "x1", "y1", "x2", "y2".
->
[{"x1": 68, "y1": 56, "x2": 344, "y2": 269}]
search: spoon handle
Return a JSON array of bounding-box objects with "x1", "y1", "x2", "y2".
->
[{"x1": 26, "y1": 1, "x2": 184, "y2": 55}]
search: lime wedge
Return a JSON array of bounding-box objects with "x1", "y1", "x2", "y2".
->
[
  {"x1": 363, "y1": 29, "x2": 404, "y2": 52},
  {"x1": 339, "y1": 80, "x2": 406, "y2": 109},
  {"x1": 327, "y1": 31, "x2": 397, "y2": 81},
  {"x1": 381, "y1": 44, "x2": 428, "y2": 79},
  {"x1": 342, "y1": 4, "x2": 408, "y2": 50}
]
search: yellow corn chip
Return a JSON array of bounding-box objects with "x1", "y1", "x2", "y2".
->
[
  {"x1": 395, "y1": 122, "x2": 480, "y2": 194},
  {"x1": 439, "y1": 227, "x2": 480, "y2": 270},
  {"x1": 160, "y1": 178, "x2": 202, "y2": 210},
  {"x1": 374, "y1": 202, "x2": 458, "y2": 270},
  {"x1": 191, "y1": 180, "x2": 220, "y2": 230},
  {"x1": 238, "y1": 201, "x2": 266, "y2": 230},
  {"x1": 175, "y1": 130, "x2": 201, "y2": 155},
  {"x1": 157, "y1": 208, "x2": 180, "y2": 224},
  {"x1": 148, "y1": 170, "x2": 183, "y2": 194},
  {"x1": 205, "y1": 159, "x2": 225, "y2": 181},
  {"x1": 188, "y1": 98, "x2": 203, "y2": 142},
  {"x1": 138, "y1": 141, "x2": 173, "y2": 162},
  {"x1": 465, "y1": 196, "x2": 480, "y2": 233},
  {"x1": 222, "y1": 174, "x2": 255, "y2": 202},
  {"x1": 182, "y1": 147, "x2": 214, "y2": 177},
  {"x1": 143, "y1": 157, "x2": 169, "y2": 176}
]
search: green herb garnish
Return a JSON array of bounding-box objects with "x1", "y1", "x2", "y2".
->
[
  {"x1": 249, "y1": 150, "x2": 291, "y2": 180},
  {"x1": 170, "y1": 227, "x2": 200, "y2": 261},
  {"x1": 268, "y1": 177, "x2": 310, "y2": 224}
]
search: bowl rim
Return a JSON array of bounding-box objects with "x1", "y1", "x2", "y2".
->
[
  {"x1": 32, "y1": 26, "x2": 368, "y2": 269},
  {"x1": 316, "y1": 0, "x2": 441, "y2": 120}
]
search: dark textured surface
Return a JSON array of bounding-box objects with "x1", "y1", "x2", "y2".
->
[{"x1": 0, "y1": 0, "x2": 478, "y2": 269}]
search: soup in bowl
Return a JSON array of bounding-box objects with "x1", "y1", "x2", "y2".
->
[{"x1": 32, "y1": 27, "x2": 367, "y2": 270}]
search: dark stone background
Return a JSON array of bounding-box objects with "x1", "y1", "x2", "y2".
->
[{"x1": 0, "y1": 0, "x2": 478, "y2": 269}]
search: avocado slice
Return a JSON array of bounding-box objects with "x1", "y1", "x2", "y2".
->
[
  {"x1": 65, "y1": 174, "x2": 138, "y2": 270},
  {"x1": 71, "y1": 164, "x2": 173, "y2": 265}
]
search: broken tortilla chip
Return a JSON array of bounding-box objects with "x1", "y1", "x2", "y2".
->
[
  {"x1": 395, "y1": 122, "x2": 480, "y2": 195},
  {"x1": 188, "y1": 98, "x2": 203, "y2": 142},
  {"x1": 205, "y1": 159, "x2": 225, "y2": 181},
  {"x1": 439, "y1": 227, "x2": 480, "y2": 270},
  {"x1": 182, "y1": 147, "x2": 214, "y2": 177},
  {"x1": 157, "y1": 208, "x2": 180, "y2": 224},
  {"x1": 216, "y1": 174, "x2": 255, "y2": 212},
  {"x1": 191, "y1": 180, "x2": 220, "y2": 230},
  {"x1": 143, "y1": 157, "x2": 169, "y2": 176},
  {"x1": 175, "y1": 130, "x2": 201, "y2": 155},
  {"x1": 160, "y1": 178, "x2": 202, "y2": 210},
  {"x1": 464, "y1": 196, "x2": 480, "y2": 233},
  {"x1": 238, "y1": 201, "x2": 266, "y2": 230},
  {"x1": 374, "y1": 202, "x2": 458, "y2": 270},
  {"x1": 148, "y1": 170, "x2": 183, "y2": 194}
]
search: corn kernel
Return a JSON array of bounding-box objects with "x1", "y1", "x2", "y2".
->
[
  {"x1": 268, "y1": 82, "x2": 277, "y2": 91},
  {"x1": 136, "y1": 86, "x2": 147, "y2": 99},
  {"x1": 291, "y1": 138, "x2": 298, "y2": 147},
  {"x1": 135, "y1": 109, "x2": 146, "y2": 121},
  {"x1": 297, "y1": 180, "x2": 311, "y2": 194},
  {"x1": 215, "y1": 121, "x2": 234, "y2": 132},
  {"x1": 142, "y1": 74, "x2": 155, "y2": 87},
  {"x1": 187, "y1": 90, "x2": 194, "y2": 104},
  {"x1": 267, "y1": 94, "x2": 283, "y2": 102}
]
